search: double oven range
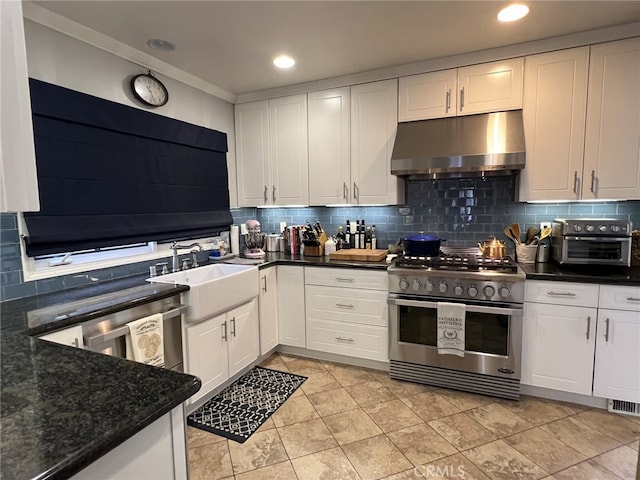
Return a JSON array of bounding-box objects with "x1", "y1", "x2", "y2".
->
[{"x1": 388, "y1": 247, "x2": 525, "y2": 400}]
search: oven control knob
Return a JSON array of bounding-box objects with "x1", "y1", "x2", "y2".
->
[
  {"x1": 454, "y1": 285, "x2": 464, "y2": 296},
  {"x1": 573, "y1": 224, "x2": 583, "y2": 232},
  {"x1": 467, "y1": 286, "x2": 478, "y2": 297},
  {"x1": 411, "y1": 279, "x2": 421, "y2": 291},
  {"x1": 611, "y1": 225, "x2": 621, "y2": 233},
  {"x1": 483, "y1": 285, "x2": 496, "y2": 297},
  {"x1": 598, "y1": 224, "x2": 608, "y2": 233},
  {"x1": 438, "y1": 282, "x2": 448, "y2": 293},
  {"x1": 499, "y1": 286, "x2": 511, "y2": 298},
  {"x1": 425, "y1": 281, "x2": 434, "y2": 293},
  {"x1": 399, "y1": 279, "x2": 409, "y2": 290},
  {"x1": 585, "y1": 224, "x2": 595, "y2": 232}
]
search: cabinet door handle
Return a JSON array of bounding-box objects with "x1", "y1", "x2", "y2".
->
[
  {"x1": 573, "y1": 171, "x2": 578, "y2": 195},
  {"x1": 343, "y1": 182, "x2": 348, "y2": 200},
  {"x1": 459, "y1": 87, "x2": 465, "y2": 111},
  {"x1": 445, "y1": 89, "x2": 451, "y2": 113},
  {"x1": 335, "y1": 303, "x2": 355, "y2": 309},
  {"x1": 262, "y1": 275, "x2": 267, "y2": 293},
  {"x1": 590, "y1": 170, "x2": 596, "y2": 194},
  {"x1": 335, "y1": 336, "x2": 355, "y2": 343},
  {"x1": 586, "y1": 316, "x2": 591, "y2": 340},
  {"x1": 335, "y1": 277, "x2": 355, "y2": 283},
  {"x1": 353, "y1": 182, "x2": 359, "y2": 201},
  {"x1": 263, "y1": 185, "x2": 268, "y2": 203},
  {"x1": 546, "y1": 291, "x2": 576, "y2": 297},
  {"x1": 604, "y1": 318, "x2": 610, "y2": 342},
  {"x1": 231, "y1": 317, "x2": 236, "y2": 337},
  {"x1": 222, "y1": 321, "x2": 228, "y2": 341},
  {"x1": 72, "y1": 338, "x2": 80, "y2": 348},
  {"x1": 626, "y1": 297, "x2": 640, "y2": 302},
  {"x1": 272, "y1": 185, "x2": 276, "y2": 202}
]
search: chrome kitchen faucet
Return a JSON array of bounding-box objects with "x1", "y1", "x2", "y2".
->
[{"x1": 170, "y1": 241, "x2": 202, "y2": 272}]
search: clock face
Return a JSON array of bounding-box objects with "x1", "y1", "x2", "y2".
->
[{"x1": 131, "y1": 74, "x2": 168, "y2": 106}]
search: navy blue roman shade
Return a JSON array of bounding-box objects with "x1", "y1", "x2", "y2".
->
[{"x1": 23, "y1": 78, "x2": 233, "y2": 257}]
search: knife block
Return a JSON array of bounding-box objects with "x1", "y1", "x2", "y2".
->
[{"x1": 304, "y1": 232, "x2": 327, "y2": 257}]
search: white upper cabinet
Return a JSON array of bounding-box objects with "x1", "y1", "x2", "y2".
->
[
  {"x1": 398, "y1": 58, "x2": 524, "y2": 121},
  {"x1": 235, "y1": 94, "x2": 308, "y2": 207},
  {"x1": 519, "y1": 47, "x2": 589, "y2": 201},
  {"x1": 1, "y1": 0, "x2": 40, "y2": 212},
  {"x1": 351, "y1": 79, "x2": 403, "y2": 205},
  {"x1": 308, "y1": 88, "x2": 351, "y2": 205},
  {"x1": 519, "y1": 38, "x2": 640, "y2": 202},
  {"x1": 583, "y1": 37, "x2": 640, "y2": 200}
]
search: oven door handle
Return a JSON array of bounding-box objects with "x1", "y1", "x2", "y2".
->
[
  {"x1": 387, "y1": 297, "x2": 521, "y2": 316},
  {"x1": 83, "y1": 305, "x2": 186, "y2": 347},
  {"x1": 565, "y1": 236, "x2": 630, "y2": 242}
]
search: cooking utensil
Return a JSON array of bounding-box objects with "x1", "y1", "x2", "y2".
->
[
  {"x1": 525, "y1": 226, "x2": 539, "y2": 245},
  {"x1": 403, "y1": 233, "x2": 445, "y2": 257},
  {"x1": 503, "y1": 226, "x2": 518, "y2": 244},
  {"x1": 478, "y1": 237, "x2": 506, "y2": 258},
  {"x1": 510, "y1": 224, "x2": 521, "y2": 244},
  {"x1": 539, "y1": 226, "x2": 552, "y2": 241}
]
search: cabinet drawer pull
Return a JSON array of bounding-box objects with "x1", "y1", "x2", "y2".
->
[
  {"x1": 546, "y1": 291, "x2": 576, "y2": 297},
  {"x1": 573, "y1": 171, "x2": 578, "y2": 195},
  {"x1": 262, "y1": 275, "x2": 267, "y2": 293},
  {"x1": 335, "y1": 303, "x2": 355, "y2": 309},
  {"x1": 335, "y1": 336, "x2": 355, "y2": 343},
  {"x1": 586, "y1": 316, "x2": 591, "y2": 340},
  {"x1": 72, "y1": 338, "x2": 80, "y2": 348},
  {"x1": 626, "y1": 297, "x2": 640, "y2": 302},
  {"x1": 590, "y1": 170, "x2": 596, "y2": 193},
  {"x1": 222, "y1": 321, "x2": 228, "y2": 341},
  {"x1": 335, "y1": 277, "x2": 355, "y2": 283},
  {"x1": 604, "y1": 318, "x2": 610, "y2": 342},
  {"x1": 230, "y1": 317, "x2": 236, "y2": 337}
]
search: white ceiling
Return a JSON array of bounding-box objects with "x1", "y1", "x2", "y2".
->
[{"x1": 29, "y1": 1, "x2": 640, "y2": 98}]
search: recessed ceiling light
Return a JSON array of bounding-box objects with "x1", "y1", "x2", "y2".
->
[
  {"x1": 497, "y1": 4, "x2": 529, "y2": 22},
  {"x1": 273, "y1": 55, "x2": 295, "y2": 69},
  {"x1": 146, "y1": 39, "x2": 175, "y2": 51}
]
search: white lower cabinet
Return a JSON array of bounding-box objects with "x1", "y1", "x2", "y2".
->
[
  {"x1": 184, "y1": 298, "x2": 259, "y2": 404},
  {"x1": 258, "y1": 266, "x2": 278, "y2": 355},
  {"x1": 72, "y1": 406, "x2": 187, "y2": 480},
  {"x1": 39, "y1": 325, "x2": 84, "y2": 348},
  {"x1": 305, "y1": 267, "x2": 388, "y2": 362},
  {"x1": 522, "y1": 302, "x2": 596, "y2": 395},
  {"x1": 592, "y1": 285, "x2": 640, "y2": 403},
  {"x1": 523, "y1": 281, "x2": 640, "y2": 403},
  {"x1": 277, "y1": 265, "x2": 306, "y2": 347}
]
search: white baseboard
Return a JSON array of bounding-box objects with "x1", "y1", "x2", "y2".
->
[
  {"x1": 276, "y1": 345, "x2": 389, "y2": 372},
  {"x1": 521, "y1": 384, "x2": 608, "y2": 409}
]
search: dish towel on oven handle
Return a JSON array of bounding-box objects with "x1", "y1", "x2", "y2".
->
[
  {"x1": 125, "y1": 313, "x2": 165, "y2": 367},
  {"x1": 437, "y1": 302, "x2": 466, "y2": 357}
]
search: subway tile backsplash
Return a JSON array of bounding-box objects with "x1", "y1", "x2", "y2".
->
[{"x1": 2, "y1": 176, "x2": 639, "y2": 302}]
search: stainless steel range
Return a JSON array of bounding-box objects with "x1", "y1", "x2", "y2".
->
[{"x1": 388, "y1": 247, "x2": 525, "y2": 400}]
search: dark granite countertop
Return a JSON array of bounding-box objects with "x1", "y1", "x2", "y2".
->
[
  {"x1": 0, "y1": 332, "x2": 200, "y2": 480},
  {"x1": 249, "y1": 251, "x2": 391, "y2": 270},
  {"x1": 519, "y1": 261, "x2": 640, "y2": 286}
]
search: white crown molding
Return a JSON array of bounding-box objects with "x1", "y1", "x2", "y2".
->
[
  {"x1": 236, "y1": 22, "x2": 640, "y2": 104},
  {"x1": 21, "y1": 2, "x2": 236, "y2": 103}
]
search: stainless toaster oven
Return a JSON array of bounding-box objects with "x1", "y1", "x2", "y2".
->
[{"x1": 551, "y1": 218, "x2": 632, "y2": 267}]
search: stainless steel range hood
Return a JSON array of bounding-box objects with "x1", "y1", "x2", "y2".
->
[{"x1": 391, "y1": 110, "x2": 526, "y2": 179}]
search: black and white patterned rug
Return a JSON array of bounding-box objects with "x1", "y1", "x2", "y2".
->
[{"x1": 187, "y1": 366, "x2": 307, "y2": 443}]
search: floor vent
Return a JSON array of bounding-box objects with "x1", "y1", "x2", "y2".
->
[{"x1": 608, "y1": 399, "x2": 640, "y2": 417}]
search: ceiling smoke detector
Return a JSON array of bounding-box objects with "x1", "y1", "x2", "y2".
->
[{"x1": 146, "y1": 39, "x2": 176, "y2": 51}]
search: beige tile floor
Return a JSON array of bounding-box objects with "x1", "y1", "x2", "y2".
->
[{"x1": 187, "y1": 353, "x2": 640, "y2": 480}]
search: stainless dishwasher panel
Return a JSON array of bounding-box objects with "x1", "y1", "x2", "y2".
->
[{"x1": 82, "y1": 295, "x2": 185, "y2": 371}]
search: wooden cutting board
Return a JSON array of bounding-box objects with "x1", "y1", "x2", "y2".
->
[{"x1": 329, "y1": 249, "x2": 388, "y2": 262}]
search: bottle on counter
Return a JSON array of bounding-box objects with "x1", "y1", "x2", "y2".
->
[
  {"x1": 360, "y1": 220, "x2": 366, "y2": 248},
  {"x1": 365, "y1": 226, "x2": 372, "y2": 249},
  {"x1": 354, "y1": 220, "x2": 360, "y2": 248},
  {"x1": 371, "y1": 225, "x2": 377, "y2": 249},
  {"x1": 345, "y1": 221, "x2": 351, "y2": 248}
]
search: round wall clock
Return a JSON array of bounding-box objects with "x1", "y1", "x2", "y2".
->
[{"x1": 130, "y1": 72, "x2": 169, "y2": 107}]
